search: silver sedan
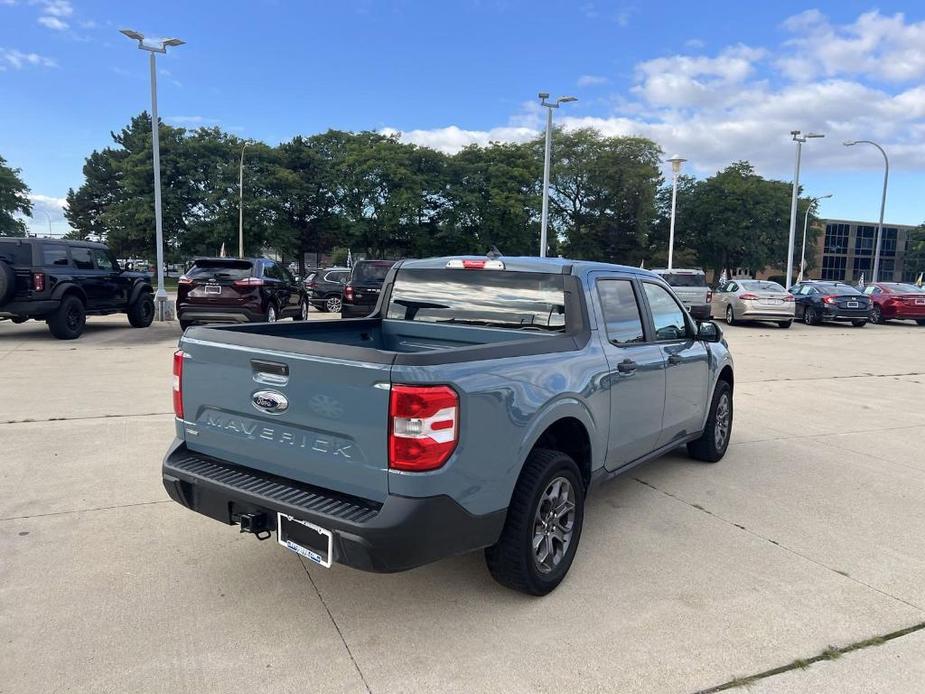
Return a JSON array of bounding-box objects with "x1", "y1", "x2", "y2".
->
[{"x1": 712, "y1": 279, "x2": 795, "y2": 328}]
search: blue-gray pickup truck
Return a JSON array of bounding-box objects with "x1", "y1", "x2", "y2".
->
[{"x1": 163, "y1": 256, "x2": 734, "y2": 595}]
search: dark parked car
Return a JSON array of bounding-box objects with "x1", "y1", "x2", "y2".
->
[
  {"x1": 304, "y1": 266, "x2": 350, "y2": 313},
  {"x1": 863, "y1": 282, "x2": 925, "y2": 325},
  {"x1": 789, "y1": 280, "x2": 872, "y2": 327},
  {"x1": 177, "y1": 257, "x2": 307, "y2": 330},
  {"x1": 0, "y1": 237, "x2": 154, "y2": 339},
  {"x1": 341, "y1": 259, "x2": 398, "y2": 318}
]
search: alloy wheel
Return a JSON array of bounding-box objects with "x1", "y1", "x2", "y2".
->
[
  {"x1": 532, "y1": 476, "x2": 576, "y2": 575},
  {"x1": 300, "y1": 301, "x2": 308, "y2": 320},
  {"x1": 267, "y1": 305, "x2": 277, "y2": 322},
  {"x1": 714, "y1": 393, "x2": 731, "y2": 450},
  {"x1": 726, "y1": 305, "x2": 734, "y2": 325},
  {"x1": 326, "y1": 296, "x2": 342, "y2": 313},
  {"x1": 871, "y1": 306, "x2": 882, "y2": 324}
]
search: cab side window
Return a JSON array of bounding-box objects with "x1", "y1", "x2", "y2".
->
[
  {"x1": 42, "y1": 244, "x2": 70, "y2": 267},
  {"x1": 597, "y1": 279, "x2": 645, "y2": 345},
  {"x1": 71, "y1": 247, "x2": 94, "y2": 270},
  {"x1": 92, "y1": 249, "x2": 118, "y2": 271},
  {"x1": 643, "y1": 282, "x2": 689, "y2": 341}
]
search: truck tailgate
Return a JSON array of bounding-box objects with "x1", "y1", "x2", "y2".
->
[{"x1": 179, "y1": 335, "x2": 391, "y2": 502}]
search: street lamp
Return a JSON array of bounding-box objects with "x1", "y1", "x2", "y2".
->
[
  {"x1": 538, "y1": 93, "x2": 577, "y2": 258},
  {"x1": 785, "y1": 130, "x2": 824, "y2": 289},
  {"x1": 844, "y1": 140, "x2": 889, "y2": 283},
  {"x1": 238, "y1": 141, "x2": 250, "y2": 258},
  {"x1": 42, "y1": 211, "x2": 53, "y2": 237},
  {"x1": 120, "y1": 28, "x2": 185, "y2": 321},
  {"x1": 799, "y1": 193, "x2": 832, "y2": 282},
  {"x1": 666, "y1": 155, "x2": 686, "y2": 270}
]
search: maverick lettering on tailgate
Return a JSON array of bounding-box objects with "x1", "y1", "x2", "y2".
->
[{"x1": 200, "y1": 413, "x2": 354, "y2": 459}]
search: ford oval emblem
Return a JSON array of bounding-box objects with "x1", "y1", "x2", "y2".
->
[{"x1": 252, "y1": 390, "x2": 289, "y2": 415}]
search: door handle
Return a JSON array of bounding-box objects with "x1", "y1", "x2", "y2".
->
[
  {"x1": 617, "y1": 359, "x2": 637, "y2": 374},
  {"x1": 667, "y1": 353, "x2": 682, "y2": 366}
]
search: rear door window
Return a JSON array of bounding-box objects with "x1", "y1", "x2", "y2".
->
[
  {"x1": 597, "y1": 279, "x2": 646, "y2": 345},
  {"x1": 42, "y1": 244, "x2": 70, "y2": 267},
  {"x1": 71, "y1": 247, "x2": 94, "y2": 270},
  {"x1": 352, "y1": 262, "x2": 395, "y2": 284},
  {"x1": 0, "y1": 241, "x2": 33, "y2": 266}
]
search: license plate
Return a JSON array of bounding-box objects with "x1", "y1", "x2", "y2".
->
[
  {"x1": 847, "y1": 301, "x2": 859, "y2": 308},
  {"x1": 204, "y1": 284, "x2": 221, "y2": 295},
  {"x1": 762, "y1": 299, "x2": 783, "y2": 305},
  {"x1": 277, "y1": 513, "x2": 333, "y2": 568},
  {"x1": 916, "y1": 299, "x2": 925, "y2": 305}
]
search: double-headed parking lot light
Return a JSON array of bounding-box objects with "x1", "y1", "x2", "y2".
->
[
  {"x1": 538, "y1": 93, "x2": 577, "y2": 258},
  {"x1": 119, "y1": 28, "x2": 185, "y2": 321}
]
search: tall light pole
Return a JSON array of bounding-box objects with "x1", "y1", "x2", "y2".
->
[
  {"x1": 844, "y1": 140, "x2": 889, "y2": 283},
  {"x1": 800, "y1": 193, "x2": 832, "y2": 282},
  {"x1": 785, "y1": 130, "x2": 824, "y2": 289},
  {"x1": 538, "y1": 93, "x2": 577, "y2": 258},
  {"x1": 666, "y1": 155, "x2": 686, "y2": 269},
  {"x1": 238, "y1": 141, "x2": 250, "y2": 258},
  {"x1": 120, "y1": 29, "x2": 185, "y2": 321},
  {"x1": 43, "y1": 211, "x2": 53, "y2": 237}
]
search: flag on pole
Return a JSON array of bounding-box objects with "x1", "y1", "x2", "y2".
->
[
  {"x1": 916, "y1": 272, "x2": 923, "y2": 288},
  {"x1": 639, "y1": 259, "x2": 645, "y2": 269},
  {"x1": 219, "y1": 242, "x2": 226, "y2": 258},
  {"x1": 718, "y1": 269, "x2": 728, "y2": 287},
  {"x1": 346, "y1": 248, "x2": 353, "y2": 269},
  {"x1": 857, "y1": 272, "x2": 864, "y2": 289}
]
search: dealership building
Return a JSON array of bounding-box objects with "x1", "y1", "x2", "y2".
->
[{"x1": 808, "y1": 219, "x2": 922, "y2": 283}]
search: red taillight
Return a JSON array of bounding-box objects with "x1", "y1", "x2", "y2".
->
[
  {"x1": 389, "y1": 385, "x2": 459, "y2": 472},
  {"x1": 178, "y1": 275, "x2": 193, "y2": 285},
  {"x1": 32, "y1": 272, "x2": 45, "y2": 292},
  {"x1": 784, "y1": 294, "x2": 795, "y2": 302},
  {"x1": 172, "y1": 350, "x2": 184, "y2": 419},
  {"x1": 344, "y1": 285, "x2": 354, "y2": 302},
  {"x1": 822, "y1": 295, "x2": 838, "y2": 304},
  {"x1": 739, "y1": 292, "x2": 758, "y2": 300},
  {"x1": 233, "y1": 277, "x2": 264, "y2": 287}
]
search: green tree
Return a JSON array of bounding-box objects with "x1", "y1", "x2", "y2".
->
[
  {"x1": 65, "y1": 150, "x2": 119, "y2": 241},
  {"x1": 0, "y1": 155, "x2": 32, "y2": 237},
  {"x1": 905, "y1": 224, "x2": 925, "y2": 281}
]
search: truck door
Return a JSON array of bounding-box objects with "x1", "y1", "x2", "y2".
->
[
  {"x1": 639, "y1": 280, "x2": 709, "y2": 447},
  {"x1": 591, "y1": 273, "x2": 666, "y2": 469}
]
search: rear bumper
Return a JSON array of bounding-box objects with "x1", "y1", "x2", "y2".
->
[
  {"x1": 821, "y1": 308, "x2": 871, "y2": 321},
  {"x1": 162, "y1": 441, "x2": 505, "y2": 573},
  {"x1": 0, "y1": 299, "x2": 59, "y2": 318},
  {"x1": 340, "y1": 303, "x2": 375, "y2": 318},
  {"x1": 739, "y1": 305, "x2": 795, "y2": 320},
  {"x1": 177, "y1": 305, "x2": 264, "y2": 324}
]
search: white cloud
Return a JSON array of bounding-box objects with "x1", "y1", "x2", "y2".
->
[
  {"x1": 32, "y1": 0, "x2": 72, "y2": 16},
  {"x1": 165, "y1": 115, "x2": 220, "y2": 126},
  {"x1": 38, "y1": 15, "x2": 67, "y2": 30},
  {"x1": 0, "y1": 47, "x2": 57, "y2": 69},
  {"x1": 381, "y1": 10, "x2": 925, "y2": 177},
  {"x1": 578, "y1": 74, "x2": 609, "y2": 87}
]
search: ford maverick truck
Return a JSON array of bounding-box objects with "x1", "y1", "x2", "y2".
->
[{"x1": 163, "y1": 256, "x2": 734, "y2": 595}]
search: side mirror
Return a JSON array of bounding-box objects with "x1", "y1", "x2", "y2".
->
[{"x1": 697, "y1": 320, "x2": 723, "y2": 343}]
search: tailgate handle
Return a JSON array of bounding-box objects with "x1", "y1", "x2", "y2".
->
[{"x1": 251, "y1": 359, "x2": 289, "y2": 385}]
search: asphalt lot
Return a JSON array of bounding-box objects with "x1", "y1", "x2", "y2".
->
[{"x1": 1, "y1": 314, "x2": 923, "y2": 693}]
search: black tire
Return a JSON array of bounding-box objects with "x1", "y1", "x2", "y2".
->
[
  {"x1": 851, "y1": 320, "x2": 867, "y2": 327},
  {"x1": 870, "y1": 305, "x2": 883, "y2": 324},
  {"x1": 778, "y1": 320, "x2": 792, "y2": 329},
  {"x1": 294, "y1": 299, "x2": 309, "y2": 321},
  {"x1": 725, "y1": 305, "x2": 736, "y2": 326},
  {"x1": 687, "y1": 380, "x2": 733, "y2": 463},
  {"x1": 179, "y1": 320, "x2": 194, "y2": 331},
  {"x1": 803, "y1": 306, "x2": 820, "y2": 326},
  {"x1": 127, "y1": 292, "x2": 154, "y2": 328},
  {"x1": 917, "y1": 320, "x2": 925, "y2": 326},
  {"x1": 46, "y1": 294, "x2": 86, "y2": 340},
  {"x1": 485, "y1": 448, "x2": 585, "y2": 596},
  {"x1": 0, "y1": 261, "x2": 14, "y2": 306}
]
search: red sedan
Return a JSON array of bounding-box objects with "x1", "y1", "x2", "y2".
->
[{"x1": 864, "y1": 282, "x2": 925, "y2": 325}]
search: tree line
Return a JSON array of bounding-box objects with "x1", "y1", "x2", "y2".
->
[{"x1": 3, "y1": 113, "x2": 853, "y2": 276}]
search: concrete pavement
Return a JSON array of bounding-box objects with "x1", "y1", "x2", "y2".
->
[{"x1": 1, "y1": 314, "x2": 923, "y2": 693}]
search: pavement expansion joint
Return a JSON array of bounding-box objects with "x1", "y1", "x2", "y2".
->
[
  {"x1": 2, "y1": 411, "x2": 173, "y2": 425},
  {"x1": 633, "y1": 477, "x2": 924, "y2": 612},
  {"x1": 298, "y1": 555, "x2": 373, "y2": 694},
  {"x1": 0, "y1": 499, "x2": 172, "y2": 522},
  {"x1": 692, "y1": 621, "x2": 925, "y2": 693}
]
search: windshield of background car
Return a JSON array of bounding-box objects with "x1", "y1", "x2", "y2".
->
[
  {"x1": 187, "y1": 260, "x2": 253, "y2": 281},
  {"x1": 351, "y1": 262, "x2": 395, "y2": 283},
  {"x1": 660, "y1": 272, "x2": 706, "y2": 287},
  {"x1": 739, "y1": 280, "x2": 786, "y2": 292},
  {"x1": 386, "y1": 269, "x2": 567, "y2": 331},
  {"x1": 819, "y1": 284, "x2": 862, "y2": 295},
  {"x1": 888, "y1": 283, "x2": 921, "y2": 293}
]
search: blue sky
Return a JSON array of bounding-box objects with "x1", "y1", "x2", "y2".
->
[{"x1": 1, "y1": 0, "x2": 923, "y2": 236}]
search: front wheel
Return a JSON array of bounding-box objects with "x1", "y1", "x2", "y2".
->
[
  {"x1": 871, "y1": 305, "x2": 883, "y2": 324},
  {"x1": 127, "y1": 292, "x2": 154, "y2": 328},
  {"x1": 778, "y1": 320, "x2": 792, "y2": 329},
  {"x1": 725, "y1": 305, "x2": 736, "y2": 326},
  {"x1": 485, "y1": 448, "x2": 585, "y2": 596},
  {"x1": 687, "y1": 380, "x2": 733, "y2": 463}
]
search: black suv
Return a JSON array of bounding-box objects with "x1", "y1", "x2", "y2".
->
[
  {"x1": 176, "y1": 257, "x2": 307, "y2": 329},
  {"x1": 304, "y1": 266, "x2": 349, "y2": 313},
  {"x1": 341, "y1": 259, "x2": 398, "y2": 318},
  {"x1": 789, "y1": 280, "x2": 872, "y2": 327},
  {"x1": 0, "y1": 238, "x2": 154, "y2": 339}
]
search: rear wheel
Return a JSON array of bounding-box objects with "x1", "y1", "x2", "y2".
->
[
  {"x1": 0, "y1": 261, "x2": 14, "y2": 305},
  {"x1": 265, "y1": 304, "x2": 278, "y2": 323},
  {"x1": 778, "y1": 320, "x2": 792, "y2": 329},
  {"x1": 871, "y1": 305, "x2": 883, "y2": 324},
  {"x1": 47, "y1": 295, "x2": 86, "y2": 340},
  {"x1": 917, "y1": 319, "x2": 925, "y2": 326},
  {"x1": 803, "y1": 306, "x2": 820, "y2": 326},
  {"x1": 485, "y1": 448, "x2": 585, "y2": 596},
  {"x1": 294, "y1": 299, "x2": 309, "y2": 321},
  {"x1": 127, "y1": 292, "x2": 154, "y2": 328},
  {"x1": 687, "y1": 380, "x2": 732, "y2": 463},
  {"x1": 179, "y1": 320, "x2": 193, "y2": 331},
  {"x1": 325, "y1": 295, "x2": 343, "y2": 313},
  {"x1": 725, "y1": 305, "x2": 736, "y2": 326},
  {"x1": 851, "y1": 319, "x2": 867, "y2": 327}
]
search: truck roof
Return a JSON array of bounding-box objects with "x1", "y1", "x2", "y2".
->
[{"x1": 400, "y1": 256, "x2": 660, "y2": 279}]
